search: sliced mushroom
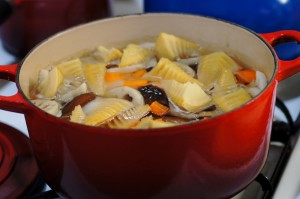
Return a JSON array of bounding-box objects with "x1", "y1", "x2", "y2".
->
[
  {"x1": 173, "y1": 62, "x2": 196, "y2": 77},
  {"x1": 61, "y1": 92, "x2": 96, "y2": 117},
  {"x1": 176, "y1": 57, "x2": 200, "y2": 66}
]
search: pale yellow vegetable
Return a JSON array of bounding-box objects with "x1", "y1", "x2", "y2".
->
[
  {"x1": 164, "y1": 80, "x2": 211, "y2": 112},
  {"x1": 31, "y1": 99, "x2": 60, "y2": 116},
  {"x1": 56, "y1": 58, "x2": 84, "y2": 78},
  {"x1": 150, "y1": 120, "x2": 176, "y2": 128},
  {"x1": 214, "y1": 68, "x2": 237, "y2": 92},
  {"x1": 70, "y1": 105, "x2": 86, "y2": 124},
  {"x1": 134, "y1": 115, "x2": 154, "y2": 129},
  {"x1": 84, "y1": 98, "x2": 133, "y2": 126},
  {"x1": 84, "y1": 63, "x2": 106, "y2": 96},
  {"x1": 38, "y1": 67, "x2": 64, "y2": 98},
  {"x1": 97, "y1": 46, "x2": 123, "y2": 63},
  {"x1": 155, "y1": 32, "x2": 199, "y2": 60},
  {"x1": 213, "y1": 88, "x2": 251, "y2": 112},
  {"x1": 134, "y1": 115, "x2": 176, "y2": 129},
  {"x1": 148, "y1": 57, "x2": 203, "y2": 86},
  {"x1": 197, "y1": 51, "x2": 240, "y2": 89},
  {"x1": 107, "y1": 104, "x2": 150, "y2": 129},
  {"x1": 119, "y1": 44, "x2": 152, "y2": 67}
]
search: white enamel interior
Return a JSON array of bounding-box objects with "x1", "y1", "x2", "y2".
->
[{"x1": 19, "y1": 13, "x2": 276, "y2": 97}]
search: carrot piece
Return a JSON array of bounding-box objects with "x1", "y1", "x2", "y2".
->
[
  {"x1": 105, "y1": 72, "x2": 127, "y2": 83},
  {"x1": 235, "y1": 69, "x2": 256, "y2": 84},
  {"x1": 132, "y1": 69, "x2": 147, "y2": 78},
  {"x1": 150, "y1": 101, "x2": 169, "y2": 116},
  {"x1": 123, "y1": 79, "x2": 148, "y2": 88}
]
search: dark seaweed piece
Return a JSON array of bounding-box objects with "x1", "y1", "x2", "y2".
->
[
  {"x1": 145, "y1": 66, "x2": 153, "y2": 72},
  {"x1": 106, "y1": 64, "x2": 119, "y2": 69},
  {"x1": 189, "y1": 63, "x2": 198, "y2": 73},
  {"x1": 203, "y1": 105, "x2": 216, "y2": 112},
  {"x1": 138, "y1": 85, "x2": 169, "y2": 106}
]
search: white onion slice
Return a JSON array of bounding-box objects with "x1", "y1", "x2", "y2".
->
[
  {"x1": 246, "y1": 87, "x2": 261, "y2": 97},
  {"x1": 256, "y1": 71, "x2": 267, "y2": 90},
  {"x1": 58, "y1": 83, "x2": 88, "y2": 103},
  {"x1": 174, "y1": 62, "x2": 196, "y2": 77},
  {"x1": 146, "y1": 57, "x2": 158, "y2": 69},
  {"x1": 105, "y1": 86, "x2": 145, "y2": 106},
  {"x1": 168, "y1": 99, "x2": 216, "y2": 119},
  {"x1": 176, "y1": 57, "x2": 200, "y2": 66}
]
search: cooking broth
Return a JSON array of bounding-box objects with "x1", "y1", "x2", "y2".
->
[{"x1": 29, "y1": 32, "x2": 267, "y2": 129}]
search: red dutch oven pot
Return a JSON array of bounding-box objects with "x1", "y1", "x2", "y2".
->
[{"x1": 0, "y1": 14, "x2": 300, "y2": 199}]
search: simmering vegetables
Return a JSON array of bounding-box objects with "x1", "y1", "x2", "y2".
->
[{"x1": 29, "y1": 32, "x2": 267, "y2": 129}]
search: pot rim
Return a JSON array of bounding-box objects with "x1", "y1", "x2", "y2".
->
[{"x1": 15, "y1": 13, "x2": 279, "y2": 135}]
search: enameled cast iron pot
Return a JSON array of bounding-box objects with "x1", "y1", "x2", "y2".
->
[{"x1": 0, "y1": 14, "x2": 300, "y2": 199}]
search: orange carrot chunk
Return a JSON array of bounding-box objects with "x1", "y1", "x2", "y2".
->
[
  {"x1": 105, "y1": 72, "x2": 127, "y2": 83},
  {"x1": 150, "y1": 101, "x2": 169, "y2": 116},
  {"x1": 123, "y1": 79, "x2": 148, "y2": 88},
  {"x1": 132, "y1": 69, "x2": 147, "y2": 78},
  {"x1": 235, "y1": 69, "x2": 256, "y2": 84}
]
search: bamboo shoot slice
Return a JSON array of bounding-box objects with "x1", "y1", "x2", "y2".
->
[
  {"x1": 84, "y1": 63, "x2": 106, "y2": 96},
  {"x1": 70, "y1": 105, "x2": 86, "y2": 124},
  {"x1": 97, "y1": 46, "x2": 123, "y2": 63},
  {"x1": 213, "y1": 88, "x2": 251, "y2": 112},
  {"x1": 148, "y1": 57, "x2": 203, "y2": 86},
  {"x1": 150, "y1": 120, "x2": 176, "y2": 128},
  {"x1": 107, "y1": 104, "x2": 150, "y2": 129},
  {"x1": 119, "y1": 44, "x2": 152, "y2": 67},
  {"x1": 155, "y1": 32, "x2": 199, "y2": 60},
  {"x1": 134, "y1": 115, "x2": 176, "y2": 129},
  {"x1": 84, "y1": 98, "x2": 133, "y2": 126},
  {"x1": 164, "y1": 80, "x2": 211, "y2": 112},
  {"x1": 38, "y1": 67, "x2": 64, "y2": 98},
  {"x1": 197, "y1": 51, "x2": 240, "y2": 89},
  {"x1": 197, "y1": 59, "x2": 223, "y2": 89},
  {"x1": 32, "y1": 99, "x2": 60, "y2": 116},
  {"x1": 134, "y1": 115, "x2": 154, "y2": 129},
  {"x1": 56, "y1": 58, "x2": 84, "y2": 78},
  {"x1": 215, "y1": 69, "x2": 237, "y2": 91}
]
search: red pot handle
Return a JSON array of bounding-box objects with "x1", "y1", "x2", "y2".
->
[
  {"x1": 0, "y1": 64, "x2": 30, "y2": 113},
  {"x1": 260, "y1": 30, "x2": 300, "y2": 82}
]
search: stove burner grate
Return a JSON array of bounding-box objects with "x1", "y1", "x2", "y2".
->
[{"x1": 234, "y1": 97, "x2": 300, "y2": 199}]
